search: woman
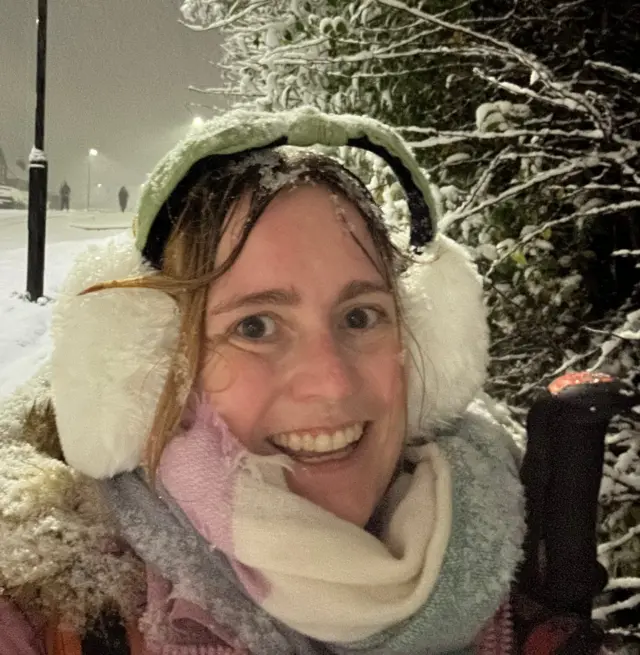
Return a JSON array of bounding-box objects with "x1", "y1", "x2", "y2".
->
[{"x1": 1, "y1": 108, "x2": 524, "y2": 654}]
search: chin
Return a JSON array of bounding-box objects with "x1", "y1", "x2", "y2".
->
[{"x1": 283, "y1": 423, "x2": 398, "y2": 528}]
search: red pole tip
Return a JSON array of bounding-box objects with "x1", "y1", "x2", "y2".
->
[{"x1": 547, "y1": 372, "x2": 613, "y2": 395}]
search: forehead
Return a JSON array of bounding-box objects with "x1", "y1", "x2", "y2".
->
[{"x1": 215, "y1": 184, "x2": 383, "y2": 285}]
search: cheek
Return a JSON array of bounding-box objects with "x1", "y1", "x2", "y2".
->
[
  {"x1": 199, "y1": 347, "x2": 273, "y2": 449},
  {"x1": 360, "y1": 346, "x2": 406, "y2": 467},
  {"x1": 358, "y1": 344, "x2": 405, "y2": 411}
]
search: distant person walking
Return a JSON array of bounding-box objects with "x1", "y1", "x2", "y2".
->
[
  {"x1": 118, "y1": 186, "x2": 129, "y2": 212},
  {"x1": 59, "y1": 181, "x2": 70, "y2": 211}
]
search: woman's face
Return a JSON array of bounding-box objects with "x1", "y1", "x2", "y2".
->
[{"x1": 201, "y1": 184, "x2": 406, "y2": 527}]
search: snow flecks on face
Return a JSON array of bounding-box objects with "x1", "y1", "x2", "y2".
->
[
  {"x1": 328, "y1": 191, "x2": 349, "y2": 229},
  {"x1": 326, "y1": 191, "x2": 370, "y2": 242},
  {"x1": 225, "y1": 148, "x2": 386, "y2": 234}
]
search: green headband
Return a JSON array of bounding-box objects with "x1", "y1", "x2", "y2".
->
[{"x1": 134, "y1": 106, "x2": 439, "y2": 253}]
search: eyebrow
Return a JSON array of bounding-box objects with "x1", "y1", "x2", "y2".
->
[{"x1": 209, "y1": 280, "x2": 391, "y2": 316}]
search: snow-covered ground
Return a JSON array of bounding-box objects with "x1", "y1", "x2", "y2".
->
[{"x1": 0, "y1": 209, "x2": 131, "y2": 398}]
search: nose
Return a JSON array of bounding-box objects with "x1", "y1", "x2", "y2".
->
[{"x1": 288, "y1": 332, "x2": 359, "y2": 403}]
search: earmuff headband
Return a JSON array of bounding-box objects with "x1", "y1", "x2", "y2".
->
[{"x1": 134, "y1": 108, "x2": 438, "y2": 258}]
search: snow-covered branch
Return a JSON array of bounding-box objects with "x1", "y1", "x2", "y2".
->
[
  {"x1": 586, "y1": 60, "x2": 640, "y2": 85},
  {"x1": 188, "y1": 85, "x2": 261, "y2": 96},
  {"x1": 456, "y1": 146, "x2": 511, "y2": 215},
  {"x1": 260, "y1": 45, "x2": 509, "y2": 66},
  {"x1": 603, "y1": 464, "x2": 640, "y2": 494},
  {"x1": 406, "y1": 127, "x2": 606, "y2": 148},
  {"x1": 592, "y1": 593, "x2": 640, "y2": 621},
  {"x1": 475, "y1": 68, "x2": 581, "y2": 108},
  {"x1": 599, "y1": 524, "x2": 640, "y2": 554},
  {"x1": 179, "y1": 0, "x2": 269, "y2": 31},
  {"x1": 605, "y1": 578, "x2": 640, "y2": 591},
  {"x1": 442, "y1": 158, "x2": 589, "y2": 231},
  {"x1": 374, "y1": 0, "x2": 545, "y2": 72}
]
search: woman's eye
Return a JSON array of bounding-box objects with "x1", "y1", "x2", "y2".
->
[
  {"x1": 234, "y1": 315, "x2": 277, "y2": 340},
  {"x1": 343, "y1": 306, "x2": 385, "y2": 330}
]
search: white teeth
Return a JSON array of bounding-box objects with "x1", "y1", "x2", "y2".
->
[
  {"x1": 333, "y1": 430, "x2": 347, "y2": 450},
  {"x1": 272, "y1": 423, "x2": 365, "y2": 454},
  {"x1": 288, "y1": 433, "x2": 302, "y2": 451},
  {"x1": 316, "y1": 434, "x2": 330, "y2": 451},
  {"x1": 303, "y1": 433, "x2": 314, "y2": 450}
]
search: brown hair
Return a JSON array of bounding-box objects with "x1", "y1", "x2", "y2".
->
[{"x1": 83, "y1": 148, "x2": 411, "y2": 477}]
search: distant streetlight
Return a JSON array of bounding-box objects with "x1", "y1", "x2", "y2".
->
[
  {"x1": 26, "y1": 0, "x2": 48, "y2": 302},
  {"x1": 86, "y1": 148, "x2": 98, "y2": 210}
]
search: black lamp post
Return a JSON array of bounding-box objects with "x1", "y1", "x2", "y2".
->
[{"x1": 26, "y1": 0, "x2": 48, "y2": 301}]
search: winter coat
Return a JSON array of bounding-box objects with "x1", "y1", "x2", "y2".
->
[{"x1": 0, "y1": 368, "x2": 149, "y2": 654}]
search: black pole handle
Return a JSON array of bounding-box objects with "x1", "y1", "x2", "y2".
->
[{"x1": 518, "y1": 372, "x2": 640, "y2": 618}]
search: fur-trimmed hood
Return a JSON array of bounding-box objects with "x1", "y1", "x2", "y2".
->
[{"x1": 0, "y1": 366, "x2": 145, "y2": 629}]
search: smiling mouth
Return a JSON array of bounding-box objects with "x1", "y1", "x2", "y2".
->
[{"x1": 268, "y1": 422, "x2": 370, "y2": 463}]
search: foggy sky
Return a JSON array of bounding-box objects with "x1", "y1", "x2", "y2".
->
[{"x1": 1, "y1": 0, "x2": 224, "y2": 209}]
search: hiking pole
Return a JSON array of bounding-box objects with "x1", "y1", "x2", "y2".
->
[{"x1": 519, "y1": 372, "x2": 640, "y2": 619}]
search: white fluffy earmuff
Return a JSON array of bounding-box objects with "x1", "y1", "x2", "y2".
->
[
  {"x1": 402, "y1": 235, "x2": 489, "y2": 437},
  {"x1": 50, "y1": 231, "x2": 181, "y2": 478}
]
